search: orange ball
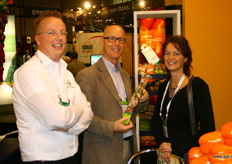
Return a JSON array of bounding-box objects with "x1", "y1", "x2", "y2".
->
[
  {"x1": 221, "y1": 121, "x2": 232, "y2": 138},
  {"x1": 199, "y1": 131, "x2": 225, "y2": 154},
  {"x1": 188, "y1": 147, "x2": 205, "y2": 163},
  {"x1": 190, "y1": 155, "x2": 210, "y2": 164},
  {"x1": 209, "y1": 144, "x2": 232, "y2": 155},
  {"x1": 224, "y1": 138, "x2": 232, "y2": 146}
]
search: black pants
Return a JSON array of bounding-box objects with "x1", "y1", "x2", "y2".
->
[{"x1": 22, "y1": 154, "x2": 77, "y2": 164}]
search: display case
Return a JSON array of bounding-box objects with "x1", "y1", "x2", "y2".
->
[{"x1": 133, "y1": 10, "x2": 181, "y2": 153}]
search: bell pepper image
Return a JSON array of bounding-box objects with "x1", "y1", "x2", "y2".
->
[{"x1": 139, "y1": 18, "x2": 165, "y2": 60}]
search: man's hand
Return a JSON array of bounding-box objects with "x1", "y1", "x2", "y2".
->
[
  {"x1": 139, "y1": 89, "x2": 149, "y2": 102},
  {"x1": 113, "y1": 117, "x2": 133, "y2": 133}
]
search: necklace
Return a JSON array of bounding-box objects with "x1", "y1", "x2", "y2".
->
[
  {"x1": 169, "y1": 85, "x2": 177, "y2": 97},
  {"x1": 169, "y1": 77, "x2": 183, "y2": 97},
  {"x1": 169, "y1": 86, "x2": 177, "y2": 90},
  {"x1": 169, "y1": 87, "x2": 176, "y2": 98},
  {"x1": 159, "y1": 74, "x2": 186, "y2": 121}
]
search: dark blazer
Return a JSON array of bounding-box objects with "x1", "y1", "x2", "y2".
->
[
  {"x1": 67, "y1": 59, "x2": 86, "y2": 78},
  {"x1": 151, "y1": 77, "x2": 215, "y2": 157},
  {"x1": 76, "y1": 58, "x2": 143, "y2": 164}
]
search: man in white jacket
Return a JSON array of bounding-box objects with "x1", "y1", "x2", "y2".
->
[{"x1": 12, "y1": 10, "x2": 93, "y2": 163}]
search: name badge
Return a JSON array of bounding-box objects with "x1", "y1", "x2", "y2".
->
[
  {"x1": 162, "y1": 120, "x2": 168, "y2": 138},
  {"x1": 121, "y1": 101, "x2": 128, "y2": 113},
  {"x1": 59, "y1": 101, "x2": 70, "y2": 106}
]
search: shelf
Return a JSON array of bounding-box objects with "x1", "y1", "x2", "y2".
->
[
  {"x1": 138, "y1": 74, "x2": 167, "y2": 81},
  {"x1": 139, "y1": 112, "x2": 152, "y2": 119}
]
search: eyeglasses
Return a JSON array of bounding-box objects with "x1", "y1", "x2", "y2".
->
[
  {"x1": 103, "y1": 37, "x2": 126, "y2": 44},
  {"x1": 36, "y1": 30, "x2": 68, "y2": 37}
]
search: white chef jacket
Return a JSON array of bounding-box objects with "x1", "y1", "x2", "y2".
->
[{"x1": 12, "y1": 50, "x2": 93, "y2": 161}]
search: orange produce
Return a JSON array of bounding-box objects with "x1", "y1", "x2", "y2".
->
[
  {"x1": 209, "y1": 144, "x2": 232, "y2": 163},
  {"x1": 139, "y1": 18, "x2": 155, "y2": 46},
  {"x1": 138, "y1": 64, "x2": 146, "y2": 74},
  {"x1": 224, "y1": 138, "x2": 232, "y2": 146},
  {"x1": 199, "y1": 131, "x2": 225, "y2": 154},
  {"x1": 211, "y1": 162, "x2": 232, "y2": 164},
  {"x1": 139, "y1": 30, "x2": 153, "y2": 46},
  {"x1": 221, "y1": 121, "x2": 232, "y2": 146},
  {"x1": 209, "y1": 153, "x2": 232, "y2": 163},
  {"x1": 151, "y1": 18, "x2": 165, "y2": 41},
  {"x1": 221, "y1": 121, "x2": 232, "y2": 138},
  {"x1": 140, "y1": 18, "x2": 155, "y2": 31},
  {"x1": 190, "y1": 155, "x2": 210, "y2": 164},
  {"x1": 209, "y1": 144, "x2": 232, "y2": 155},
  {"x1": 146, "y1": 64, "x2": 155, "y2": 74},
  {"x1": 150, "y1": 18, "x2": 165, "y2": 58},
  {"x1": 152, "y1": 42, "x2": 163, "y2": 58},
  {"x1": 188, "y1": 147, "x2": 205, "y2": 163}
]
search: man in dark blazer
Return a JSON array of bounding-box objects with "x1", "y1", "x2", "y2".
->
[
  {"x1": 67, "y1": 51, "x2": 86, "y2": 78},
  {"x1": 76, "y1": 25, "x2": 149, "y2": 164}
]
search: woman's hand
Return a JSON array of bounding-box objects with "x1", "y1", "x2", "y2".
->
[{"x1": 159, "y1": 142, "x2": 172, "y2": 163}]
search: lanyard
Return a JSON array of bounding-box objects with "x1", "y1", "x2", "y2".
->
[
  {"x1": 111, "y1": 68, "x2": 127, "y2": 101},
  {"x1": 159, "y1": 74, "x2": 186, "y2": 122},
  {"x1": 35, "y1": 54, "x2": 70, "y2": 105}
]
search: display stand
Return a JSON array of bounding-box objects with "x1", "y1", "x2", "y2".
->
[{"x1": 133, "y1": 10, "x2": 181, "y2": 87}]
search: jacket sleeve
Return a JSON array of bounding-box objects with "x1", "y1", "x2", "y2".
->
[
  {"x1": 76, "y1": 68, "x2": 115, "y2": 139},
  {"x1": 176, "y1": 77, "x2": 215, "y2": 154},
  {"x1": 151, "y1": 77, "x2": 215, "y2": 156}
]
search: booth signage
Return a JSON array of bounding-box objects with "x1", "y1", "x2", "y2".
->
[
  {"x1": 108, "y1": 2, "x2": 132, "y2": 16},
  {"x1": 24, "y1": 6, "x2": 61, "y2": 18}
]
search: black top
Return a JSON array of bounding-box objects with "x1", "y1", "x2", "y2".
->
[{"x1": 151, "y1": 77, "x2": 215, "y2": 157}]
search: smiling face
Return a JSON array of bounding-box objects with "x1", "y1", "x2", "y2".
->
[
  {"x1": 164, "y1": 42, "x2": 188, "y2": 74},
  {"x1": 35, "y1": 17, "x2": 67, "y2": 62},
  {"x1": 101, "y1": 25, "x2": 126, "y2": 66}
]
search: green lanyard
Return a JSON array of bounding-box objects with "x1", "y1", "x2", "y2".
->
[{"x1": 59, "y1": 99, "x2": 70, "y2": 106}]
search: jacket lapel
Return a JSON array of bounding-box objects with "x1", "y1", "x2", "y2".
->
[
  {"x1": 97, "y1": 58, "x2": 122, "y2": 106},
  {"x1": 120, "y1": 69, "x2": 131, "y2": 102}
]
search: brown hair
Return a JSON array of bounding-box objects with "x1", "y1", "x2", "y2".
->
[
  {"x1": 34, "y1": 10, "x2": 63, "y2": 34},
  {"x1": 162, "y1": 35, "x2": 193, "y2": 77}
]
